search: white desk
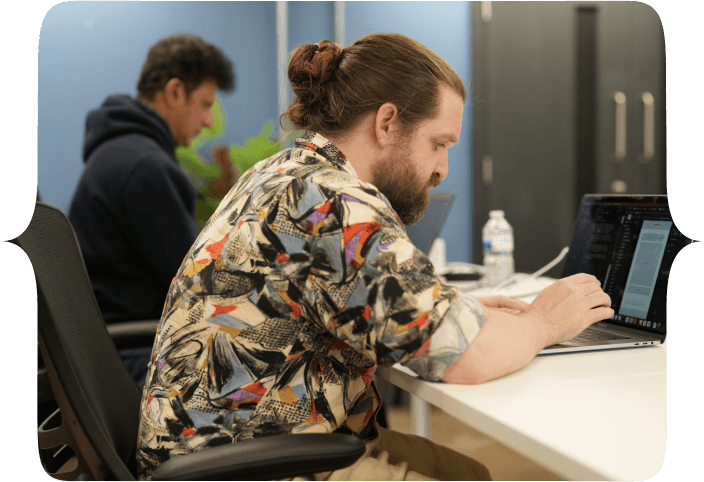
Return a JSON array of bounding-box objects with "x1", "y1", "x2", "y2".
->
[{"x1": 376, "y1": 276, "x2": 666, "y2": 481}]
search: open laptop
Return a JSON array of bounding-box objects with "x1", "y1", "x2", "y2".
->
[
  {"x1": 404, "y1": 191, "x2": 455, "y2": 255},
  {"x1": 540, "y1": 194, "x2": 692, "y2": 354}
]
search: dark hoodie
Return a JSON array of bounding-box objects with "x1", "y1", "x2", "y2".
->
[{"x1": 68, "y1": 95, "x2": 200, "y2": 323}]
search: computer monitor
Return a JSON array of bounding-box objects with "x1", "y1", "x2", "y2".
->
[{"x1": 404, "y1": 191, "x2": 456, "y2": 254}]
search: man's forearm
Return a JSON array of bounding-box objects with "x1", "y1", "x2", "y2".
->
[
  {"x1": 442, "y1": 274, "x2": 614, "y2": 385},
  {"x1": 441, "y1": 308, "x2": 548, "y2": 385}
]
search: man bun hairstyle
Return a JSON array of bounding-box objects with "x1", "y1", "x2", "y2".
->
[
  {"x1": 137, "y1": 33, "x2": 235, "y2": 101},
  {"x1": 281, "y1": 33, "x2": 466, "y2": 137}
]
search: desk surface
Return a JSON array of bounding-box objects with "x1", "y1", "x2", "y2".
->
[{"x1": 377, "y1": 344, "x2": 665, "y2": 481}]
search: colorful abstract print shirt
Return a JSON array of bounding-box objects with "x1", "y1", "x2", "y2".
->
[{"x1": 136, "y1": 132, "x2": 487, "y2": 479}]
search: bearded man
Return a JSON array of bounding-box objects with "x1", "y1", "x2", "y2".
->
[{"x1": 136, "y1": 33, "x2": 613, "y2": 481}]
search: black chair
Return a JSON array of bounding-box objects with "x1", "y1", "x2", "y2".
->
[{"x1": 19, "y1": 202, "x2": 364, "y2": 480}]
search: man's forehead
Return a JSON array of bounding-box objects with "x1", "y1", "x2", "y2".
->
[
  {"x1": 422, "y1": 115, "x2": 462, "y2": 144},
  {"x1": 405, "y1": 85, "x2": 463, "y2": 140},
  {"x1": 436, "y1": 86, "x2": 464, "y2": 139},
  {"x1": 413, "y1": 119, "x2": 461, "y2": 142},
  {"x1": 195, "y1": 80, "x2": 218, "y2": 96}
]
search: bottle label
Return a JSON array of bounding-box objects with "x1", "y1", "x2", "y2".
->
[{"x1": 482, "y1": 233, "x2": 514, "y2": 253}]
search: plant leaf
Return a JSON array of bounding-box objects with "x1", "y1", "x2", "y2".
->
[
  {"x1": 229, "y1": 120, "x2": 283, "y2": 174},
  {"x1": 175, "y1": 147, "x2": 221, "y2": 178}
]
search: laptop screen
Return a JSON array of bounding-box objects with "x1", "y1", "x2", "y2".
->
[
  {"x1": 562, "y1": 195, "x2": 691, "y2": 337},
  {"x1": 404, "y1": 191, "x2": 455, "y2": 254}
]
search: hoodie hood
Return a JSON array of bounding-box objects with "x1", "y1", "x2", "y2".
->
[{"x1": 82, "y1": 95, "x2": 175, "y2": 163}]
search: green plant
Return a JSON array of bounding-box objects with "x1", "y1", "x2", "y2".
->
[
  {"x1": 229, "y1": 120, "x2": 284, "y2": 175},
  {"x1": 175, "y1": 100, "x2": 293, "y2": 227}
]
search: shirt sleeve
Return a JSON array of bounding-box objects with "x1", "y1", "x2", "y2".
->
[{"x1": 282, "y1": 173, "x2": 487, "y2": 381}]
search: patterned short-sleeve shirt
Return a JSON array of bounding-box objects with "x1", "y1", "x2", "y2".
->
[{"x1": 136, "y1": 131, "x2": 487, "y2": 479}]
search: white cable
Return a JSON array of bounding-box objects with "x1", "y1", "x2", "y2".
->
[
  {"x1": 526, "y1": 246, "x2": 569, "y2": 279},
  {"x1": 492, "y1": 246, "x2": 570, "y2": 291}
]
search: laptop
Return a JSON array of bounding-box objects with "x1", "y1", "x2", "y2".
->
[
  {"x1": 540, "y1": 194, "x2": 692, "y2": 354},
  {"x1": 404, "y1": 191, "x2": 455, "y2": 255}
]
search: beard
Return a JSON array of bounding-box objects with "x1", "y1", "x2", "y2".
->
[{"x1": 371, "y1": 144, "x2": 441, "y2": 225}]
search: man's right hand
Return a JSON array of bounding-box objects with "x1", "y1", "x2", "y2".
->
[
  {"x1": 524, "y1": 273, "x2": 614, "y2": 347},
  {"x1": 442, "y1": 274, "x2": 615, "y2": 385}
]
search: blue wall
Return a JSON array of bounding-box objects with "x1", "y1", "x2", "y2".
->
[
  {"x1": 344, "y1": 2, "x2": 473, "y2": 262},
  {"x1": 38, "y1": 1, "x2": 473, "y2": 261},
  {"x1": 287, "y1": 2, "x2": 335, "y2": 118},
  {"x1": 288, "y1": 2, "x2": 334, "y2": 51},
  {"x1": 39, "y1": 1, "x2": 279, "y2": 213}
]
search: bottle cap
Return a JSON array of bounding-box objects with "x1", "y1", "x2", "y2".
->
[{"x1": 489, "y1": 210, "x2": 504, "y2": 218}]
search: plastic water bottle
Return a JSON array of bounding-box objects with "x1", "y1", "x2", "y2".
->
[{"x1": 482, "y1": 210, "x2": 515, "y2": 287}]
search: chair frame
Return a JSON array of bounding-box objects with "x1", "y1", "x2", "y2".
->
[{"x1": 24, "y1": 202, "x2": 365, "y2": 480}]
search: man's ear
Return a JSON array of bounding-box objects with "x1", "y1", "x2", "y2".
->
[
  {"x1": 374, "y1": 102, "x2": 401, "y2": 147},
  {"x1": 163, "y1": 78, "x2": 186, "y2": 108}
]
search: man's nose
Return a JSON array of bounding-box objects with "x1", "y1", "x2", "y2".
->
[
  {"x1": 436, "y1": 152, "x2": 449, "y2": 180},
  {"x1": 204, "y1": 111, "x2": 215, "y2": 129}
]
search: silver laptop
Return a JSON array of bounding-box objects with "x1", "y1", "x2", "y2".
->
[
  {"x1": 540, "y1": 194, "x2": 691, "y2": 355},
  {"x1": 404, "y1": 191, "x2": 455, "y2": 255}
]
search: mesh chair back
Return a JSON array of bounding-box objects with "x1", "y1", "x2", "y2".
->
[{"x1": 19, "y1": 203, "x2": 143, "y2": 479}]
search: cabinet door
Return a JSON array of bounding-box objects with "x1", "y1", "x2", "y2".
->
[
  {"x1": 472, "y1": 1, "x2": 578, "y2": 275},
  {"x1": 595, "y1": 2, "x2": 666, "y2": 196},
  {"x1": 472, "y1": 1, "x2": 665, "y2": 276}
]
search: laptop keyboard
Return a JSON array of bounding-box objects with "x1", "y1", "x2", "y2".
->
[{"x1": 569, "y1": 326, "x2": 631, "y2": 343}]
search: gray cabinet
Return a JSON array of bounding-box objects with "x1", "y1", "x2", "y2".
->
[
  {"x1": 472, "y1": 1, "x2": 665, "y2": 277},
  {"x1": 594, "y1": 3, "x2": 666, "y2": 195}
]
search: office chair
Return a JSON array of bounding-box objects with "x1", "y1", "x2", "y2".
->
[{"x1": 19, "y1": 202, "x2": 365, "y2": 480}]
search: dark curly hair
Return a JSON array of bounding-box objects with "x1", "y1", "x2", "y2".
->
[
  {"x1": 280, "y1": 33, "x2": 466, "y2": 137},
  {"x1": 136, "y1": 33, "x2": 235, "y2": 100}
]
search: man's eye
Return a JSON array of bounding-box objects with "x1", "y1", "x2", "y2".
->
[{"x1": 435, "y1": 142, "x2": 445, "y2": 149}]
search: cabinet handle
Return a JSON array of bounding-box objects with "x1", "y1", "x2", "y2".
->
[
  {"x1": 481, "y1": 1, "x2": 492, "y2": 22},
  {"x1": 640, "y1": 92, "x2": 655, "y2": 163},
  {"x1": 613, "y1": 91, "x2": 627, "y2": 163},
  {"x1": 482, "y1": 155, "x2": 493, "y2": 185}
]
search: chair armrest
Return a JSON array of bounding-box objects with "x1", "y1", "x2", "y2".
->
[
  {"x1": 150, "y1": 433, "x2": 365, "y2": 481},
  {"x1": 106, "y1": 320, "x2": 159, "y2": 349}
]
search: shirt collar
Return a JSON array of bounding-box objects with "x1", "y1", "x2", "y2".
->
[{"x1": 295, "y1": 131, "x2": 359, "y2": 179}]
